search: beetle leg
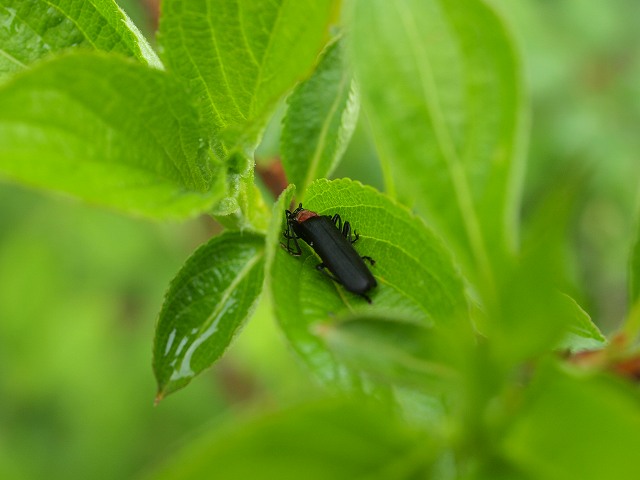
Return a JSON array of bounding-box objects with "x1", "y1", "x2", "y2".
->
[
  {"x1": 279, "y1": 239, "x2": 293, "y2": 254},
  {"x1": 281, "y1": 235, "x2": 302, "y2": 256},
  {"x1": 330, "y1": 215, "x2": 360, "y2": 244},
  {"x1": 331, "y1": 213, "x2": 350, "y2": 237},
  {"x1": 360, "y1": 293, "x2": 372, "y2": 304},
  {"x1": 342, "y1": 221, "x2": 359, "y2": 244},
  {"x1": 342, "y1": 221, "x2": 350, "y2": 238},
  {"x1": 361, "y1": 256, "x2": 375, "y2": 266},
  {"x1": 281, "y1": 222, "x2": 302, "y2": 256},
  {"x1": 289, "y1": 234, "x2": 302, "y2": 256}
]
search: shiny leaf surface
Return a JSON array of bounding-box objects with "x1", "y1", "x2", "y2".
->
[
  {"x1": 154, "y1": 231, "x2": 265, "y2": 399},
  {"x1": 0, "y1": 0, "x2": 160, "y2": 79}
]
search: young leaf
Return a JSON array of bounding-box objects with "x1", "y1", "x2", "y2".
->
[
  {"x1": 503, "y1": 361, "x2": 640, "y2": 480},
  {"x1": 486, "y1": 169, "x2": 590, "y2": 365},
  {"x1": 348, "y1": 0, "x2": 527, "y2": 280},
  {"x1": 556, "y1": 294, "x2": 606, "y2": 352},
  {"x1": 152, "y1": 398, "x2": 436, "y2": 480},
  {"x1": 489, "y1": 261, "x2": 575, "y2": 366},
  {"x1": 281, "y1": 38, "x2": 359, "y2": 197},
  {"x1": 0, "y1": 52, "x2": 224, "y2": 219},
  {"x1": 153, "y1": 231, "x2": 265, "y2": 400},
  {"x1": 271, "y1": 178, "x2": 468, "y2": 384},
  {"x1": 0, "y1": 0, "x2": 160, "y2": 79},
  {"x1": 158, "y1": 0, "x2": 339, "y2": 153}
]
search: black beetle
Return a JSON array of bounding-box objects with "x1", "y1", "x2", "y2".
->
[{"x1": 281, "y1": 203, "x2": 377, "y2": 303}]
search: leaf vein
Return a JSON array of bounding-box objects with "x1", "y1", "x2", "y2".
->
[
  {"x1": 0, "y1": 48, "x2": 26, "y2": 69},
  {"x1": 303, "y1": 66, "x2": 351, "y2": 190},
  {"x1": 247, "y1": 0, "x2": 285, "y2": 118},
  {"x1": 205, "y1": 0, "x2": 247, "y2": 120}
]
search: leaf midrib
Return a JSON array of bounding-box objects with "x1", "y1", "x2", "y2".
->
[
  {"x1": 394, "y1": 0, "x2": 493, "y2": 286},
  {"x1": 192, "y1": 250, "x2": 264, "y2": 339},
  {"x1": 247, "y1": 0, "x2": 286, "y2": 119},
  {"x1": 205, "y1": 0, "x2": 247, "y2": 121},
  {"x1": 302, "y1": 63, "x2": 351, "y2": 191}
]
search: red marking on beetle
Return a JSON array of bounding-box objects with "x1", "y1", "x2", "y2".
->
[{"x1": 295, "y1": 209, "x2": 318, "y2": 223}]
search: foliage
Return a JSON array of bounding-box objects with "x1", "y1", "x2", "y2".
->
[{"x1": 1, "y1": 0, "x2": 639, "y2": 478}]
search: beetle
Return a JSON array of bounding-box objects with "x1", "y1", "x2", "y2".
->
[{"x1": 281, "y1": 203, "x2": 377, "y2": 303}]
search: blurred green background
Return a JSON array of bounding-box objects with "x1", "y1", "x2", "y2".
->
[{"x1": 0, "y1": 0, "x2": 639, "y2": 478}]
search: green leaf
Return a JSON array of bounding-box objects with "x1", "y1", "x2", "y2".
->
[
  {"x1": 556, "y1": 294, "x2": 607, "y2": 352},
  {"x1": 624, "y1": 223, "x2": 640, "y2": 342},
  {"x1": 348, "y1": 0, "x2": 527, "y2": 281},
  {"x1": 0, "y1": 52, "x2": 224, "y2": 219},
  {"x1": 265, "y1": 183, "x2": 296, "y2": 280},
  {"x1": 151, "y1": 398, "x2": 436, "y2": 480},
  {"x1": 212, "y1": 167, "x2": 271, "y2": 231},
  {"x1": 0, "y1": 0, "x2": 160, "y2": 79},
  {"x1": 630, "y1": 221, "x2": 640, "y2": 306},
  {"x1": 486, "y1": 173, "x2": 588, "y2": 365},
  {"x1": 488, "y1": 263, "x2": 575, "y2": 366},
  {"x1": 281, "y1": 38, "x2": 359, "y2": 197},
  {"x1": 158, "y1": 0, "x2": 339, "y2": 153},
  {"x1": 503, "y1": 361, "x2": 640, "y2": 480},
  {"x1": 153, "y1": 231, "x2": 265, "y2": 399},
  {"x1": 271, "y1": 178, "x2": 468, "y2": 384}
]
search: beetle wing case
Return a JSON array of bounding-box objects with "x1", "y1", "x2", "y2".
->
[
  {"x1": 295, "y1": 215, "x2": 377, "y2": 296},
  {"x1": 283, "y1": 204, "x2": 377, "y2": 301}
]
